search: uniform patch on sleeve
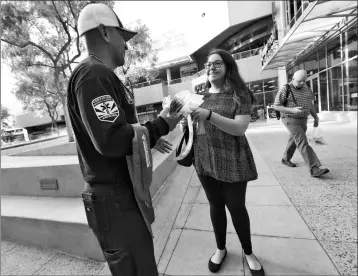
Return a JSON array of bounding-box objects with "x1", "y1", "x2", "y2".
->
[{"x1": 92, "y1": 95, "x2": 119, "y2": 123}]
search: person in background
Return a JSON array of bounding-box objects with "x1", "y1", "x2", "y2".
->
[
  {"x1": 273, "y1": 69, "x2": 329, "y2": 178},
  {"x1": 182, "y1": 49, "x2": 265, "y2": 276},
  {"x1": 67, "y1": 3, "x2": 180, "y2": 276}
]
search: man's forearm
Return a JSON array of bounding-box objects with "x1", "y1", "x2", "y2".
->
[
  {"x1": 273, "y1": 105, "x2": 294, "y2": 113},
  {"x1": 309, "y1": 102, "x2": 319, "y2": 119}
]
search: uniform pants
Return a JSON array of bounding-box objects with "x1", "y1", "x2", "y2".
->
[
  {"x1": 83, "y1": 182, "x2": 158, "y2": 276},
  {"x1": 198, "y1": 174, "x2": 253, "y2": 255},
  {"x1": 282, "y1": 117, "x2": 321, "y2": 171}
]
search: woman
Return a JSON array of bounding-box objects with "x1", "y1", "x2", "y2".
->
[{"x1": 182, "y1": 49, "x2": 264, "y2": 276}]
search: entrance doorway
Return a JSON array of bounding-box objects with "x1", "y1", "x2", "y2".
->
[{"x1": 306, "y1": 75, "x2": 319, "y2": 112}]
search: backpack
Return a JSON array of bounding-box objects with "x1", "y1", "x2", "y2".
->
[{"x1": 275, "y1": 84, "x2": 297, "y2": 120}]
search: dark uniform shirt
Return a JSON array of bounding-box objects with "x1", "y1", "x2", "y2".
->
[
  {"x1": 193, "y1": 89, "x2": 258, "y2": 183},
  {"x1": 67, "y1": 57, "x2": 169, "y2": 185}
]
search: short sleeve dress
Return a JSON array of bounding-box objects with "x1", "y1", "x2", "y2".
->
[{"x1": 193, "y1": 89, "x2": 258, "y2": 183}]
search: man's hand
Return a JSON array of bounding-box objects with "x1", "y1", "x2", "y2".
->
[
  {"x1": 154, "y1": 137, "x2": 173, "y2": 154},
  {"x1": 314, "y1": 117, "x2": 319, "y2": 127},
  {"x1": 291, "y1": 107, "x2": 303, "y2": 114},
  {"x1": 161, "y1": 115, "x2": 182, "y2": 131},
  {"x1": 159, "y1": 106, "x2": 182, "y2": 131}
]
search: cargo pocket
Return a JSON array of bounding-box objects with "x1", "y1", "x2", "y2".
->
[{"x1": 82, "y1": 194, "x2": 109, "y2": 233}]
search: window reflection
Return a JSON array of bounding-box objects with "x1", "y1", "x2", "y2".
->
[
  {"x1": 328, "y1": 66, "x2": 343, "y2": 111},
  {"x1": 318, "y1": 46, "x2": 326, "y2": 71},
  {"x1": 250, "y1": 80, "x2": 263, "y2": 94},
  {"x1": 303, "y1": 52, "x2": 319, "y2": 76},
  {"x1": 343, "y1": 57, "x2": 358, "y2": 111},
  {"x1": 343, "y1": 24, "x2": 358, "y2": 61},
  {"x1": 319, "y1": 72, "x2": 328, "y2": 111},
  {"x1": 327, "y1": 35, "x2": 342, "y2": 68},
  {"x1": 263, "y1": 78, "x2": 278, "y2": 92}
]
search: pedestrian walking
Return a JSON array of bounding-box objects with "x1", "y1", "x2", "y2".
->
[
  {"x1": 273, "y1": 69, "x2": 329, "y2": 177},
  {"x1": 66, "y1": 3, "x2": 180, "y2": 276},
  {"x1": 182, "y1": 49, "x2": 265, "y2": 276}
]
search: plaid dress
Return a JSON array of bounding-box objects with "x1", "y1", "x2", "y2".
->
[{"x1": 193, "y1": 89, "x2": 258, "y2": 183}]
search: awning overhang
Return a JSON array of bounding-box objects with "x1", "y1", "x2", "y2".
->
[{"x1": 261, "y1": 0, "x2": 357, "y2": 71}]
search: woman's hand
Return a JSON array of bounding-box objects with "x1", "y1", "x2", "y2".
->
[
  {"x1": 191, "y1": 108, "x2": 210, "y2": 122},
  {"x1": 180, "y1": 116, "x2": 188, "y2": 128}
]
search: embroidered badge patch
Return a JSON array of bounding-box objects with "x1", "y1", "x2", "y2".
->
[{"x1": 92, "y1": 95, "x2": 119, "y2": 123}]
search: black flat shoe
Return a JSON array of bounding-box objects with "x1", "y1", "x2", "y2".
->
[
  {"x1": 245, "y1": 254, "x2": 265, "y2": 276},
  {"x1": 208, "y1": 248, "x2": 227, "y2": 273}
]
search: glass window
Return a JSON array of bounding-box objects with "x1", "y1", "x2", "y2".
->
[
  {"x1": 312, "y1": 77, "x2": 319, "y2": 112},
  {"x1": 264, "y1": 91, "x2": 276, "y2": 108},
  {"x1": 319, "y1": 72, "x2": 328, "y2": 111},
  {"x1": 253, "y1": 93, "x2": 265, "y2": 111},
  {"x1": 344, "y1": 25, "x2": 358, "y2": 60},
  {"x1": 298, "y1": 63, "x2": 304, "y2": 70},
  {"x1": 303, "y1": 51, "x2": 319, "y2": 76},
  {"x1": 318, "y1": 46, "x2": 326, "y2": 71},
  {"x1": 327, "y1": 35, "x2": 342, "y2": 68},
  {"x1": 263, "y1": 78, "x2": 278, "y2": 93},
  {"x1": 328, "y1": 66, "x2": 343, "y2": 111},
  {"x1": 287, "y1": 68, "x2": 293, "y2": 81},
  {"x1": 293, "y1": 65, "x2": 299, "y2": 74},
  {"x1": 343, "y1": 57, "x2": 358, "y2": 111},
  {"x1": 250, "y1": 80, "x2": 263, "y2": 94}
]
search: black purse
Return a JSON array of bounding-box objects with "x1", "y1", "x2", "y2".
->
[{"x1": 176, "y1": 127, "x2": 194, "y2": 167}]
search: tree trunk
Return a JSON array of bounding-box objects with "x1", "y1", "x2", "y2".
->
[
  {"x1": 44, "y1": 101, "x2": 58, "y2": 135},
  {"x1": 60, "y1": 95, "x2": 75, "y2": 142}
]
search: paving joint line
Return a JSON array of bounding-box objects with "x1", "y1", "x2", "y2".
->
[
  {"x1": 177, "y1": 227, "x2": 317, "y2": 241},
  {"x1": 31, "y1": 251, "x2": 59, "y2": 275},
  {"x1": 158, "y1": 167, "x2": 196, "y2": 274},
  {"x1": 1, "y1": 242, "x2": 18, "y2": 254},
  {"x1": 247, "y1": 134, "x2": 343, "y2": 275}
]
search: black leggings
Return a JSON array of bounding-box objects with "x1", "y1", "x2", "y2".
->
[{"x1": 198, "y1": 174, "x2": 253, "y2": 255}]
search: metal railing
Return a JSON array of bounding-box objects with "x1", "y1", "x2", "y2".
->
[
  {"x1": 132, "y1": 79, "x2": 164, "y2": 89},
  {"x1": 287, "y1": 0, "x2": 311, "y2": 33},
  {"x1": 260, "y1": 0, "x2": 312, "y2": 67},
  {"x1": 232, "y1": 47, "x2": 263, "y2": 61}
]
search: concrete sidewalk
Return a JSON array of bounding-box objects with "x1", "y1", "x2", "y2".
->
[
  {"x1": 99, "y1": 135, "x2": 340, "y2": 275},
  {"x1": 2, "y1": 123, "x2": 347, "y2": 275}
]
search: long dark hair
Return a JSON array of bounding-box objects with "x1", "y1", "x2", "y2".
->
[{"x1": 205, "y1": 48, "x2": 256, "y2": 109}]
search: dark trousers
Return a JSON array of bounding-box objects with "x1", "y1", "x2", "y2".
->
[
  {"x1": 198, "y1": 174, "x2": 253, "y2": 255},
  {"x1": 83, "y1": 182, "x2": 158, "y2": 276},
  {"x1": 282, "y1": 117, "x2": 321, "y2": 171}
]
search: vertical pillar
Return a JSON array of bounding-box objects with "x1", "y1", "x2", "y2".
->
[
  {"x1": 293, "y1": 0, "x2": 298, "y2": 19},
  {"x1": 287, "y1": 0, "x2": 292, "y2": 27},
  {"x1": 278, "y1": 1, "x2": 287, "y2": 39},
  {"x1": 166, "y1": 68, "x2": 172, "y2": 85},
  {"x1": 278, "y1": 67, "x2": 288, "y2": 87}
]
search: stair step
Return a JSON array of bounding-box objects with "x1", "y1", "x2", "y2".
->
[{"x1": 1, "y1": 196, "x2": 104, "y2": 261}]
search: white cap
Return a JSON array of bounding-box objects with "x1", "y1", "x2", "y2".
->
[{"x1": 78, "y1": 3, "x2": 137, "y2": 41}]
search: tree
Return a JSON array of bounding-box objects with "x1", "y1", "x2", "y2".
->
[
  {"x1": 116, "y1": 19, "x2": 159, "y2": 92},
  {"x1": 1, "y1": 105, "x2": 11, "y2": 128},
  {"x1": 12, "y1": 67, "x2": 63, "y2": 133},
  {"x1": 1, "y1": 0, "x2": 114, "y2": 142}
]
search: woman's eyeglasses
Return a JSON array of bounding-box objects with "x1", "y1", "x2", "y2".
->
[{"x1": 204, "y1": 60, "x2": 224, "y2": 70}]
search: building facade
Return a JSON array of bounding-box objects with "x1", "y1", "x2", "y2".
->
[
  {"x1": 189, "y1": 1, "x2": 280, "y2": 115},
  {"x1": 261, "y1": 0, "x2": 357, "y2": 121}
]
